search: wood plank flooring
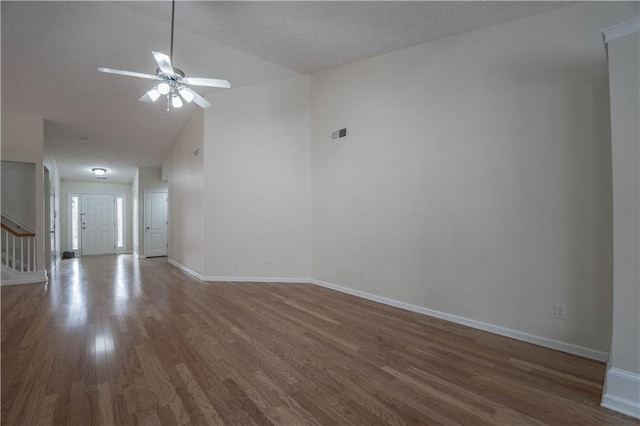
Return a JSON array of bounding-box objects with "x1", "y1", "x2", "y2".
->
[{"x1": 2, "y1": 255, "x2": 637, "y2": 425}]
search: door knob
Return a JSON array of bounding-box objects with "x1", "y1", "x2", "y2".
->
[{"x1": 146, "y1": 227, "x2": 150, "y2": 230}]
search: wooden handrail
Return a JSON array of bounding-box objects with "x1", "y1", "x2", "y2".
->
[
  {"x1": 1, "y1": 223, "x2": 36, "y2": 237},
  {"x1": 1, "y1": 214, "x2": 32, "y2": 233}
]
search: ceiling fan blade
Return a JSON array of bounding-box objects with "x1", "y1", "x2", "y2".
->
[
  {"x1": 186, "y1": 89, "x2": 211, "y2": 108},
  {"x1": 184, "y1": 77, "x2": 231, "y2": 89},
  {"x1": 98, "y1": 67, "x2": 157, "y2": 80},
  {"x1": 152, "y1": 51, "x2": 174, "y2": 75}
]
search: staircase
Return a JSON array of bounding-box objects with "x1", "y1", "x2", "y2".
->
[{"x1": 1, "y1": 215, "x2": 47, "y2": 286}]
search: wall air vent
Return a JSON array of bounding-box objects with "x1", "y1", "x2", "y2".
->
[
  {"x1": 331, "y1": 128, "x2": 348, "y2": 141},
  {"x1": 193, "y1": 147, "x2": 200, "y2": 157}
]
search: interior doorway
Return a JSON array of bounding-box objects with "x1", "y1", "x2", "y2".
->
[{"x1": 144, "y1": 191, "x2": 168, "y2": 257}]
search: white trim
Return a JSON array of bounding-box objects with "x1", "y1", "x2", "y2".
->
[
  {"x1": 602, "y1": 367, "x2": 640, "y2": 419},
  {"x1": 1, "y1": 269, "x2": 48, "y2": 286},
  {"x1": 167, "y1": 259, "x2": 309, "y2": 284},
  {"x1": 167, "y1": 258, "x2": 205, "y2": 280},
  {"x1": 46, "y1": 257, "x2": 62, "y2": 274},
  {"x1": 603, "y1": 18, "x2": 640, "y2": 44},
  {"x1": 203, "y1": 276, "x2": 311, "y2": 283},
  {"x1": 310, "y1": 278, "x2": 609, "y2": 362}
]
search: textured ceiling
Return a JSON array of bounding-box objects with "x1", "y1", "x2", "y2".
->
[{"x1": 2, "y1": 1, "x2": 571, "y2": 183}]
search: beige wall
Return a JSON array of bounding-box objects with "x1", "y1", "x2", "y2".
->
[
  {"x1": 165, "y1": 110, "x2": 205, "y2": 274},
  {"x1": 1, "y1": 111, "x2": 44, "y2": 163},
  {"x1": 310, "y1": 2, "x2": 636, "y2": 353},
  {"x1": 59, "y1": 180, "x2": 133, "y2": 253},
  {"x1": 202, "y1": 76, "x2": 311, "y2": 279},
  {"x1": 1, "y1": 161, "x2": 36, "y2": 231},
  {"x1": 1, "y1": 111, "x2": 46, "y2": 269},
  {"x1": 161, "y1": 3, "x2": 636, "y2": 357}
]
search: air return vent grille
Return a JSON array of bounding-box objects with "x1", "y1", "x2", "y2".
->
[{"x1": 331, "y1": 128, "x2": 347, "y2": 141}]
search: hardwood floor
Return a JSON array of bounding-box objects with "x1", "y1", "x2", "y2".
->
[{"x1": 2, "y1": 255, "x2": 637, "y2": 425}]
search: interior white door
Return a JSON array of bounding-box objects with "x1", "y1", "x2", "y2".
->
[
  {"x1": 81, "y1": 194, "x2": 115, "y2": 256},
  {"x1": 145, "y1": 191, "x2": 168, "y2": 257}
]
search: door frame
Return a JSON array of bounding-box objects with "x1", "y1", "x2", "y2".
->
[
  {"x1": 67, "y1": 191, "x2": 127, "y2": 257},
  {"x1": 143, "y1": 190, "x2": 168, "y2": 258}
]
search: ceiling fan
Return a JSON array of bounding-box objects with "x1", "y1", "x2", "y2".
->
[{"x1": 98, "y1": 0, "x2": 230, "y2": 110}]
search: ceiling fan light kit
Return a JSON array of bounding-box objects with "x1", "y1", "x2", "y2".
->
[{"x1": 97, "y1": 0, "x2": 230, "y2": 110}]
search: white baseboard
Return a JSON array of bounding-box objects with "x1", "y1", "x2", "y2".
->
[
  {"x1": 1, "y1": 269, "x2": 48, "y2": 286},
  {"x1": 167, "y1": 258, "x2": 205, "y2": 280},
  {"x1": 602, "y1": 367, "x2": 640, "y2": 419},
  {"x1": 167, "y1": 259, "x2": 310, "y2": 284},
  {"x1": 310, "y1": 279, "x2": 609, "y2": 363},
  {"x1": 203, "y1": 276, "x2": 310, "y2": 283}
]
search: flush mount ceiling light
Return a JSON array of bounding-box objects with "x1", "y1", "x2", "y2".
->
[
  {"x1": 92, "y1": 168, "x2": 107, "y2": 176},
  {"x1": 97, "y1": 0, "x2": 230, "y2": 111}
]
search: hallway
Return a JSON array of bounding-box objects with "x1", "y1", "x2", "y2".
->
[{"x1": 1, "y1": 255, "x2": 637, "y2": 425}]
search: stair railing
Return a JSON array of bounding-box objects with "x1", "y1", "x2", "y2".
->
[{"x1": 1, "y1": 222, "x2": 37, "y2": 273}]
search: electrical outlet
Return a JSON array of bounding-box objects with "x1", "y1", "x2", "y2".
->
[
  {"x1": 554, "y1": 304, "x2": 567, "y2": 320},
  {"x1": 234, "y1": 260, "x2": 239, "y2": 268},
  {"x1": 359, "y1": 269, "x2": 365, "y2": 279}
]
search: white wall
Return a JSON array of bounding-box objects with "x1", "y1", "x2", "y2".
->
[
  {"x1": 165, "y1": 110, "x2": 205, "y2": 274},
  {"x1": 602, "y1": 24, "x2": 640, "y2": 419},
  {"x1": 1, "y1": 161, "x2": 36, "y2": 231},
  {"x1": 310, "y1": 2, "x2": 636, "y2": 354},
  {"x1": 136, "y1": 167, "x2": 168, "y2": 257},
  {"x1": 59, "y1": 180, "x2": 133, "y2": 253},
  {"x1": 1, "y1": 111, "x2": 46, "y2": 269},
  {"x1": 203, "y1": 76, "x2": 311, "y2": 279}
]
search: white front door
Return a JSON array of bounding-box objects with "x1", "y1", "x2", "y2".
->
[
  {"x1": 145, "y1": 191, "x2": 168, "y2": 257},
  {"x1": 81, "y1": 193, "x2": 115, "y2": 256}
]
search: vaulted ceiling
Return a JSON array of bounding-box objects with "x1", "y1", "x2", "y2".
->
[{"x1": 1, "y1": 1, "x2": 570, "y2": 183}]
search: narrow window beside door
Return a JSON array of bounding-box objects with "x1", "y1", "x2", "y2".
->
[
  {"x1": 116, "y1": 196, "x2": 124, "y2": 249},
  {"x1": 71, "y1": 196, "x2": 79, "y2": 250}
]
